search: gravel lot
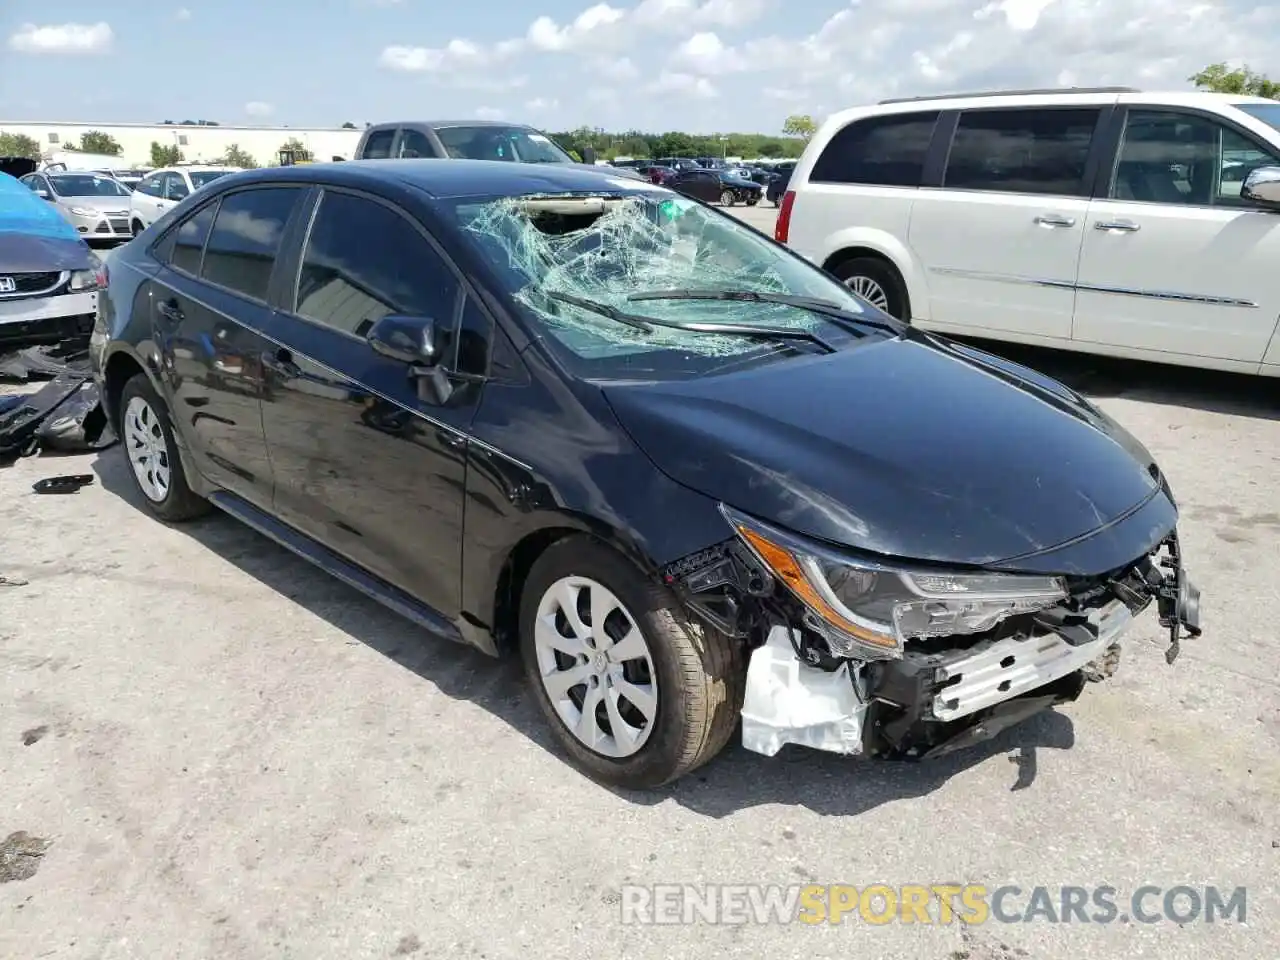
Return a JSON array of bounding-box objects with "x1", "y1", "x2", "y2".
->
[{"x1": 3, "y1": 213, "x2": 1278, "y2": 960}]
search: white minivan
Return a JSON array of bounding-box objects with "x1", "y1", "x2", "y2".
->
[{"x1": 778, "y1": 87, "x2": 1280, "y2": 377}]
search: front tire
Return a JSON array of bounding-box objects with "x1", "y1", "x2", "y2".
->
[
  {"x1": 519, "y1": 536, "x2": 745, "y2": 789},
  {"x1": 118, "y1": 373, "x2": 210, "y2": 522},
  {"x1": 131, "y1": 218, "x2": 145, "y2": 237},
  {"x1": 719, "y1": 189, "x2": 735, "y2": 207}
]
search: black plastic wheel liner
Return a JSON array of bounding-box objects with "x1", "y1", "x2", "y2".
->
[{"x1": 0, "y1": 374, "x2": 116, "y2": 459}]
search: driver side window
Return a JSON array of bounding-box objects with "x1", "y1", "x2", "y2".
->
[
  {"x1": 138, "y1": 174, "x2": 161, "y2": 197},
  {"x1": 164, "y1": 173, "x2": 190, "y2": 201}
]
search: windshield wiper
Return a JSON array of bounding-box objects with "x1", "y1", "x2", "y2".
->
[
  {"x1": 627, "y1": 288, "x2": 902, "y2": 336},
  {"x1": 542, "y1": 290, "x2": 835, "y2": 352}
]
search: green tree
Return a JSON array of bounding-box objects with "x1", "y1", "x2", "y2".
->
[
  {"x1": 150, "y1": 141, "x2": 182, "y2": 167},
  {"x1": 277, "y1": 137, "x2": 313, "y2": 163},
  {"x1": 782, "y1": 114, "x2": 817, "y2": 140},
  {"x1": 78, "y1": 130, "x2": 123, "y2": 155},
  {"x1": 755, "y1": 138, "x2": 785, "y2": 158},
  {"x1": 341, "y1": 121, "x2": 357, "y2": 129},
  {"x1": 220, "y1": 143, "x2": 259, "y2": 168},
  {"x1": 1189, "y1": 63, "x2": 1280, "y2": 99},
  {"x1": 0, "y1": 132, "x2": 41, "y2": 160}
]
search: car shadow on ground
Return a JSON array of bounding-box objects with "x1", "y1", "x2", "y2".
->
[
  {"x1": 90, "y1": 447, "x2": 1077, "y2": 819},
  {"x1": 957, "y1": 337, "x2": 1280, "y2": 422}
]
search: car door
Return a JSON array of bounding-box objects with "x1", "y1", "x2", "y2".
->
[
  {"x1": 158, "y1": 172, "x2": 190, "y2": 216},
  {"x1": 1073, "y1": 106, "x2": 1280, "y2": 367},
  {"x1": 259, "y1": 187, "x2": 480, "y2": 619},
  {"x1": 132, "y1": 172, "x2": 164, "y2": 224},
  {"x1": 908, "y1": 105, "x2": 1106, "y2": 341},
  {"x1": 148, "y1": 185, "x2": 309, "y2": 507}
]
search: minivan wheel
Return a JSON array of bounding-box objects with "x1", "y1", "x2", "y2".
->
[
  {"x1": 519, "y1": 536, "x2": 745, "y2": 789},
  {"x1": 119, "y1": 373, "x2": 210, "y2": 522},
  {"x1": 720, "y1": 189, "x2": 735, "y2": 207},
  {"x1": 830, "y1": 257, "x2": 909, "y2": 321}
]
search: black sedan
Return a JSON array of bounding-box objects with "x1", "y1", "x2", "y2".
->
[
  {"x1": 666, "y1": 167, "x2": 762, "y2": 206},
  {"x1": 90, "y1": 160, "x2": 1202, "y2": 790},
  {"x1": 766, "y1": 161, "x2": 796, "y2": 205}
]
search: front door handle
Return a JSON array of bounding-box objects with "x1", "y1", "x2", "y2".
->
[
  {"x1": 261, "y1": 348, "x2": 301, "y2": 379},
  {"x1": 1034, "y1": 214, "x2": 1076, "y2": 228},
  {"x1": 437, "y1": 429, "x2": 467, "y2": 452},
  {"x1": 1095, "y1": 220, "x2": 1141, "y2": 233},
  {"x1": 156, "y1": 299, "x2": 184, "y2": 323}
]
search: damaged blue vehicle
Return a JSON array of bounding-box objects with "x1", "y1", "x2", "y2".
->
[{"x1": 90, "y1": 161, "x2": 1202, "y2": 789}]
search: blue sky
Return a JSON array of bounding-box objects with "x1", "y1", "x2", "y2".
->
[{"x1": 1, "y1": 0, "x2": 1277, "y2": 134}]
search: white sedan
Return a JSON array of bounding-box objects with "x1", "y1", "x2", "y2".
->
[{"x1": 129, "y1": 165, "x2": 240, "y2": 234}]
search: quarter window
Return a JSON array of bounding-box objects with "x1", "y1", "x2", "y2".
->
[
  {"x1": 294, "y1": 192, "x2": 460, "y2": 342},
  {"x1": 168, "y1": 202, "x2": 216, "y2": 275},
  {"x1": 200, "y1": 188, "x2": 302, "y2": 301},
  {"x1": 362, "y1": 129, "x2": 396, "y2": 159},
  {"x1": 944, "y1": 108, "x2": 1100, "y2": 196},
  {"x1": 809, "y1": 111, "x2": 940, "y2": 187}
]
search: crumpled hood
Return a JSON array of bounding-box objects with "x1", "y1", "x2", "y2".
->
[{"x1": 603, "y1": 334, "x2": 1171, "y2": 571}]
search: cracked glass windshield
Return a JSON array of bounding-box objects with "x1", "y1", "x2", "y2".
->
[{"x1": 450, "y1": 189, "x2": 890, "y2": 378}]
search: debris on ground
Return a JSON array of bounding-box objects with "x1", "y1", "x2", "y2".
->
[
  {"x1": 0, "y1": 832, "x2": 52, "y2": 884},
  {"x1": 0, "y1": 575, "x2": 29, "y2": 587},
  {"x1": 32, "y1": 474, "x2": 95, "y2": 494},
  {"x1": 21, "y1": 725, "x2": 49, "y2": 746},
  {"x1": 0, "y1": 337, "x2": 116, "y2": 461}
]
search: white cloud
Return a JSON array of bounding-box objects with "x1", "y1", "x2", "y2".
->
[
  {"x1": 175, "y1": 8, "x2": 192, "y2": 20},
  {"x1": 528, "y1": 4, "x2": 626, "y2": 51},
  {"x1": 597, "y1": 57, "x2": 640, "y2": 81},
  {"x1": 476, "y1": 106, "x2": 506, "y2": 120},
  {"x1": 245, "y1": 101, "x2": 274, "y2": 117},
  {"x1": 8, "y1": 22, "x2": 113, "y2": 54},
  {"x1": 654, "y1": 71, "x2": 718, "y2": 98},
  {"x1": 526, "y1": 97, "x2": 560, "y2": 111},
  {"x1": 672, "y1": 32, "x2": 748, "y2": 74}
]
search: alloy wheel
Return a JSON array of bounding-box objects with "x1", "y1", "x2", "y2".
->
[
  {"x1": 532, "y1": 576, "x2": 658, "y2": 758},
  {"x1": 720, "y1": 189, "x2": 735, "y2": 206},
  {"x1": 124, "y1": 395, "x2": 171, "y2": 502},
  {"x1": 845, "y1": 274, "x2": 891, "y2": 312}
]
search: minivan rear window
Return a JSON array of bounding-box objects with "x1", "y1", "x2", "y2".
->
[{"x1": 809, "y1": 111, "x2": 940, "y2": 187}]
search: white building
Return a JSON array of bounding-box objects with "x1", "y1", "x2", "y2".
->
[{"x1": 0, "y1": 120, "x2": 363, "y2": 168}]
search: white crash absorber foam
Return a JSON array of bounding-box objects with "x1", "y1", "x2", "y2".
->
[{"x1": 740, "y1": 627, "x2": 867, "y2": 758}]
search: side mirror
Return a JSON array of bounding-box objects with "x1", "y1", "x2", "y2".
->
[
  {"x1": 35, "y1": 188, "x2": 50, "y2": 200},
  {"x1": 581, "y1": 146, "x2": 597, "y2": 166},
  {"x1": 1241, "y1": 166, "x2": 1280, "y2": 207},
  {"x1": 366, "y1": 314, "x2": 454, "y2": 404}
]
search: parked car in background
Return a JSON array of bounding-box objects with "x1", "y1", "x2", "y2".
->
[
  {"x1": 92, "y1": 167, "x2": 151, "y2": 191},
  {"x1": 0, "y1": 162, "x2": 103, "y2": 348},
  {"x1": 353, "y1": 121, "x2": 644, "y2": 180},
  {"x1": 636, "y1": 164, "x2": 676, "y2": 185},
  {"x1": 90, "y1": 159, "x2": 1202, "y2": 790},
  {"x1": 655, "y1": 157, "x2": 701, "y2": 172},
  {"x1": 779, "y1": 85, "x2": 1280, "y2": 376},
  {"x1": 18, "y1": 170, "x2": 134, "y2": 245},
  {"x1": 129, "y1": 165, "x2": 241, "y2": 235},
  {"x1": 668, "y1": 167, "x2": 763, "y2": 206},
  {"x1": 766, "y1": 161, "x2": 796, "y2": 205}
]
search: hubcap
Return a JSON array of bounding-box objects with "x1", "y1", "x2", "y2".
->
[
  {"x1": 845, "y1": 274, "x2": 890, "y2": 312},
  {"x1": 533, "y1": 576, "x2": 658, "y2": 758},
  {"x1": 123, "y1": 395, "x2": 171, "y2": 502}
]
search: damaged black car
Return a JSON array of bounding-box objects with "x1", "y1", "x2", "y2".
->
[{"x1": 91, "y1": 160, "x2": 1202, "y2": 789}]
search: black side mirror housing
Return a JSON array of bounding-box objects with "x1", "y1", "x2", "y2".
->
[
  {"x1": 366, "y1": 314, "x2": 454, "y2": 404},
  {"x1": 581, "y1": 146, "x2": 597, "y2": 166}
]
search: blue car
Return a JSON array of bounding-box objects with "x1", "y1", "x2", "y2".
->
[{"x1": 0, "y1": 159, "x2": 105, "y2": 347}]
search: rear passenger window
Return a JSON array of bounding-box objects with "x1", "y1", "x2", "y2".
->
[
  {"x1": 362, "y1": 130, "x2": 395, "y2": 159},
  {"x1": 200, "y1": 188, "x2": 301, "y2": 301},
  {"x1": 168, "y1": 202, "x2": 216, "y2": 275},
  {"x1": 398, "y1": 130, "x2": 434, "y2": 158},
  {"x1": 944, "y1": 108, "x2": 1100, "y2": 196},
  {"x1": 809, "y1": 111, "x2": 939, "y2": 186},
  {"x1": 294, "y1": 191, "x2": 460, "y2": 341}
]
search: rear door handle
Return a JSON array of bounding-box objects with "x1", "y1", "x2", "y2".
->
[
  {"x1": 1033, "y1": 214, "x2": 1076, "y2": 228},
  {"x1": 1095, "y1": 220, "x2": 1141, "y2": 233},
  {"x1": 261, "y1": 348, "x2": 301, "y2": 379},
  {"x1": 156, "y1": 299, "x2": 184, "y2": 323}
]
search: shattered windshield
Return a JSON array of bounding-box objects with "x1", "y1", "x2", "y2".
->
[{"x1": 448, "y1": 189, "x2": 889, "y2": 379}]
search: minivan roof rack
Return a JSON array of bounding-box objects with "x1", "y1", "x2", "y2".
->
[{"x1": 877, "y1": 86, "x2": 1139, "y2": 105}]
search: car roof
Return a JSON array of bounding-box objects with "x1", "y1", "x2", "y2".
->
[
  {"x1": 370, "y1": 120, "x2": 537, "y2": 131},
  {"x1": 214, "y1": 158, "x2": 658, "y2": 199}
]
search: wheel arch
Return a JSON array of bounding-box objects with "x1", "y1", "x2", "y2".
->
[
  {"x1": 818, "y1": 230, "x2": 929, "y2": 322},
  {"x1": 101, "y1": 347, "x2": 151, "y2": 431}
]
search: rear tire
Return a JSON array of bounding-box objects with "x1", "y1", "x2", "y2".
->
[
  {"x1": 519, "y1": 536, "x2": 746, "y2": 789},
  {"x1": 830, "y1": 256, "x2": 910, "y2": 322},
  {"x1": 118, "y1": 373, "x2": 210, "y2": 522}
]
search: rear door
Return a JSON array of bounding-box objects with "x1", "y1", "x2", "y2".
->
[
  {"x1": 148, "y1": 185, "x2": 310, "y2": 507},
  {"x1": 1073, "y1": 106, "x2": 1280, "y2": 366},
  {"x1": 359, "y1": 127, "x2": 397, "y2": 160},
  {"x1": 909, "y1": 105, "x2": 1107, "y2": 341},
  {"x1": 260, "y1": 187, "x2": 485, "y2": 617},
  {"x1": 132, "y1": 173, "x2": 165, "y2": 225}
]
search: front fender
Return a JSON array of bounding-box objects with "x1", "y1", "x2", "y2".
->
[{"x1": 817, "y1": 225, "x2": 931, "y2": 322}]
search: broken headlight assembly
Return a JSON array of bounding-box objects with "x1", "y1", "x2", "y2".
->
[{"x1": 720, "y1": 505, "x2": 1068, "y2": 661}]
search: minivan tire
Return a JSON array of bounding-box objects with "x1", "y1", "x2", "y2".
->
[
  {"x1": 118, "y1": 373, "x2": 210, "y2": 522},
  {"x1": 519, "y1": 536, "x2": 745, "y2": 789},
  {"x1": 830, "y1": 257, "x2": 910, "y2": 322}
]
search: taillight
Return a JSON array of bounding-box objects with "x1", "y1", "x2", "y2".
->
[{"x1": 775, "y1": 190, "x2": 795, "y2": 244}]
